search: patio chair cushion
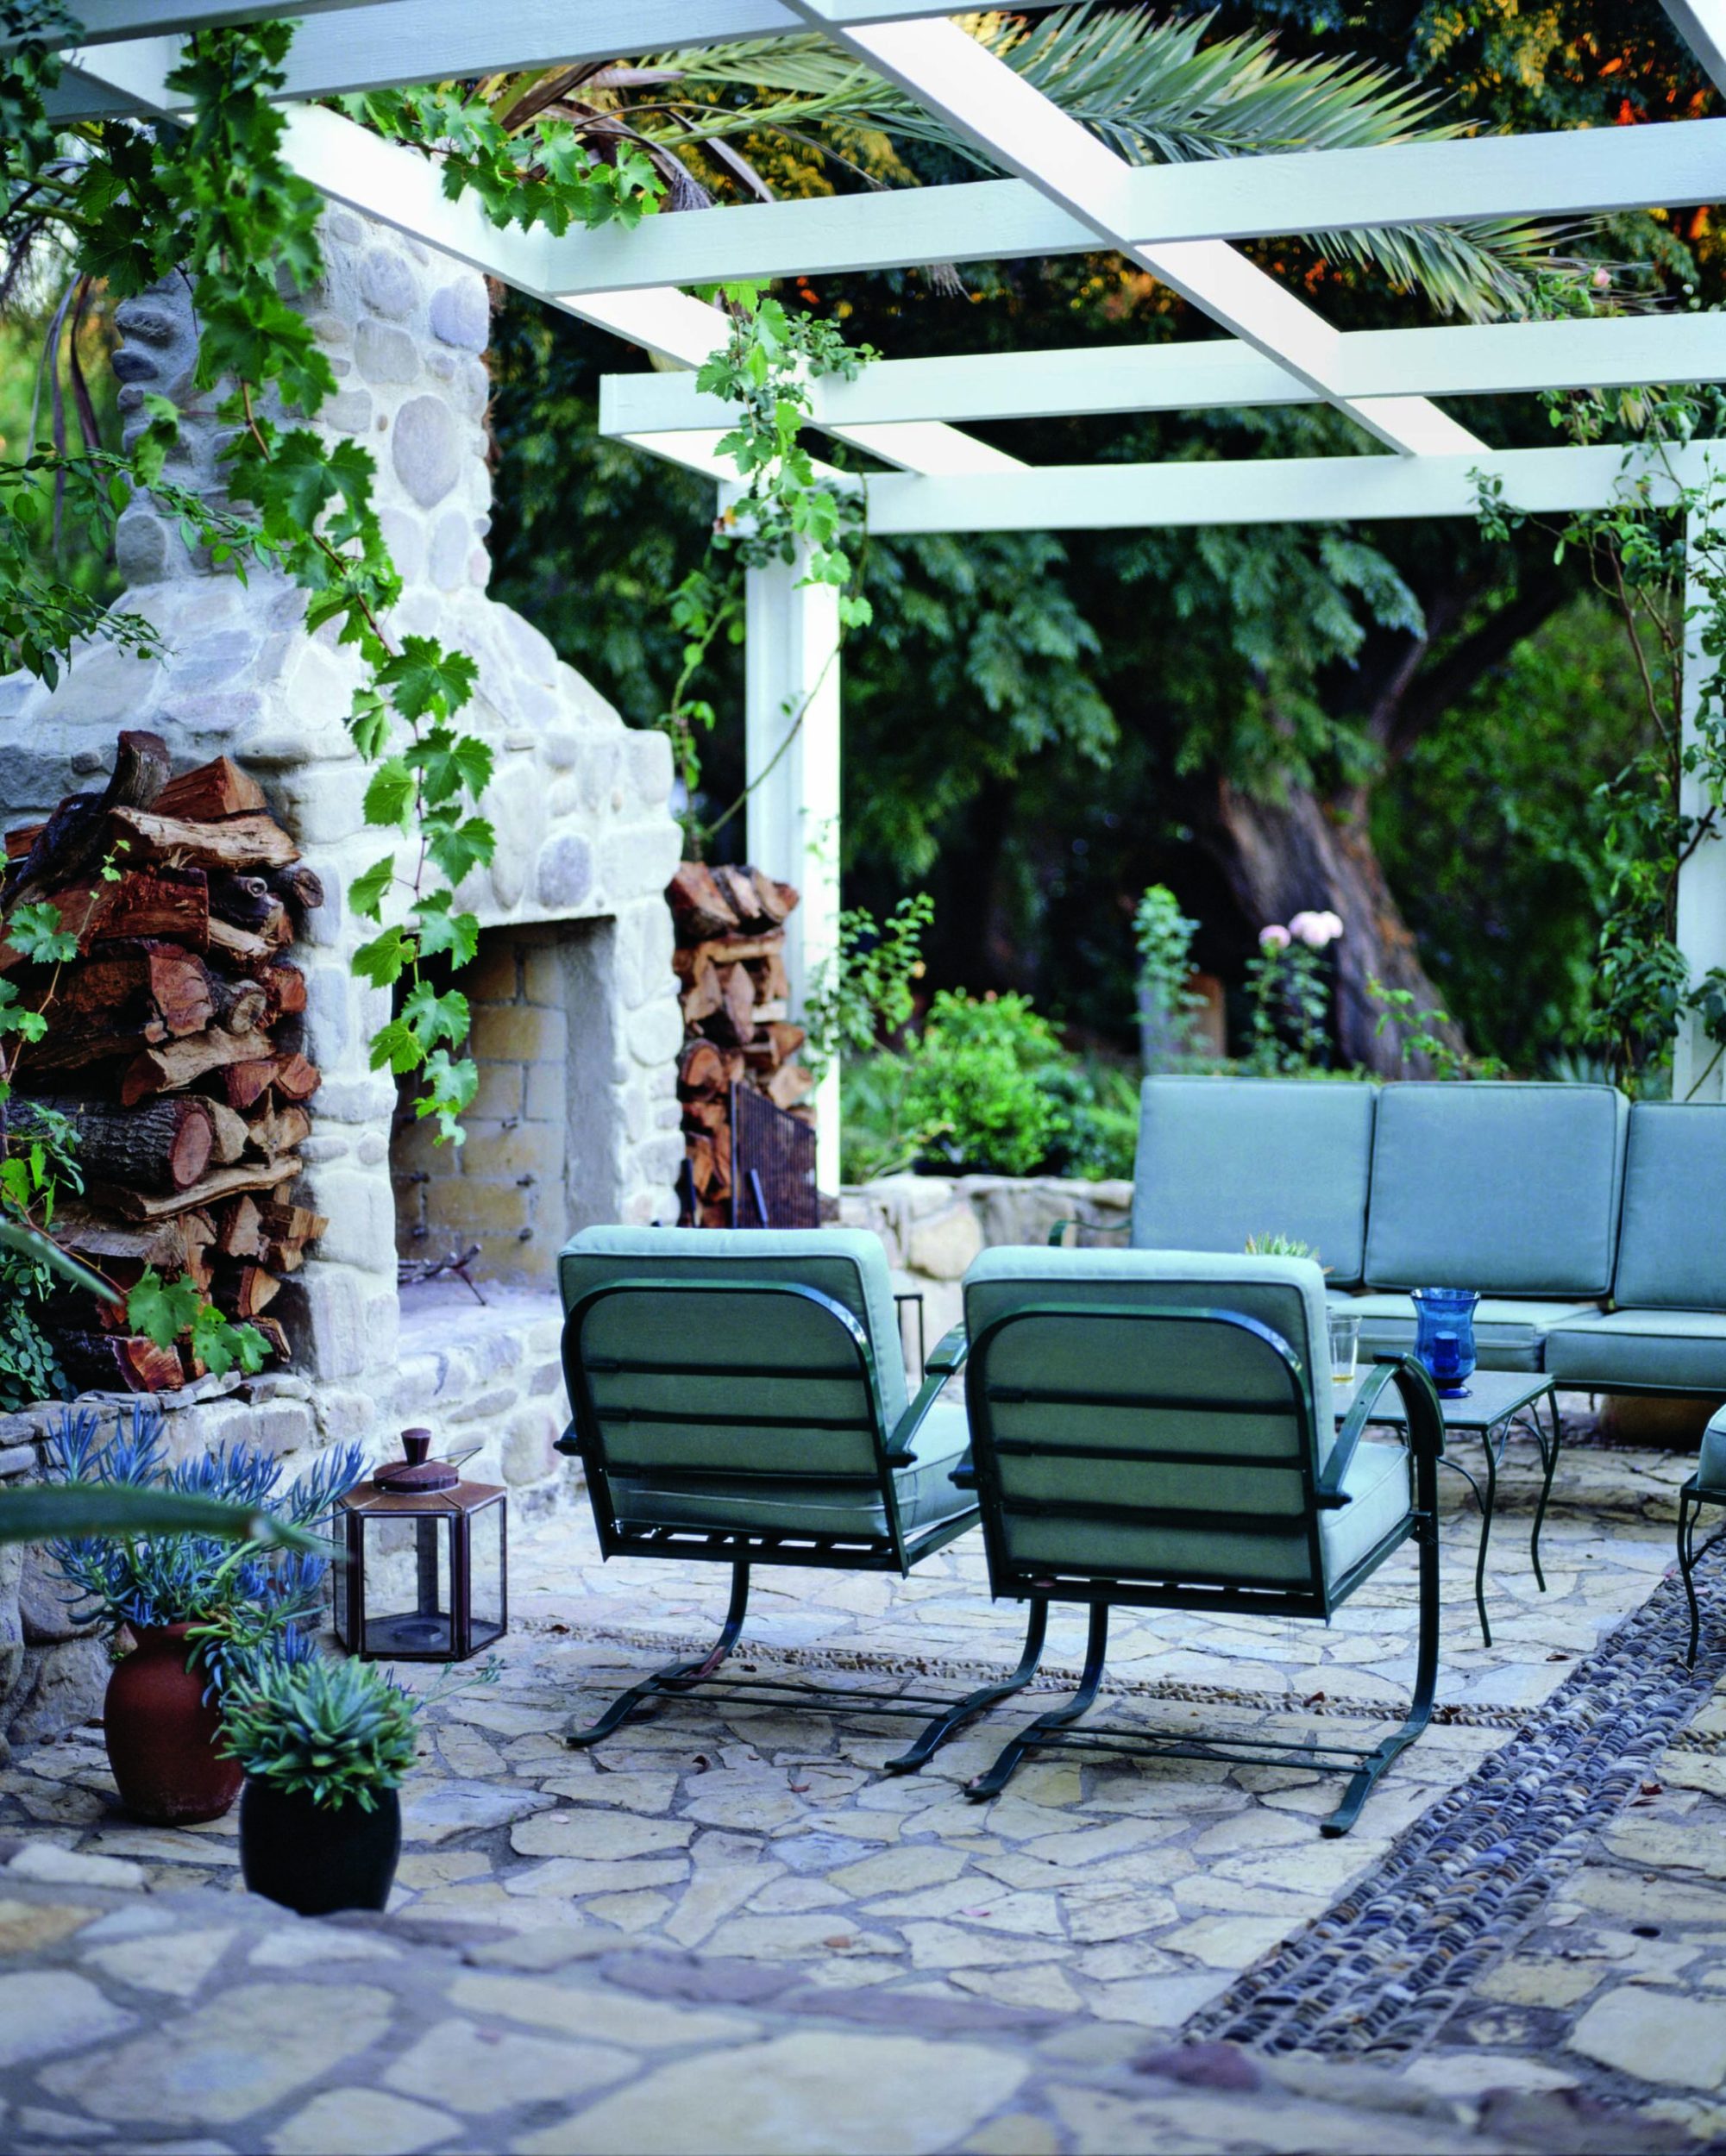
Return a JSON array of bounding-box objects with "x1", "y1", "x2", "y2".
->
[
  {"x1": 1699, "y1": 1408, "x2": 1726, "y2": 1497},
  {"x1": 1363, "y1": 1082, "x2": 1628, "y2": 1299},
  {"x1": 1336, "y1": 1293, "x2": 1600, "y2": 1375},
  {"x1": 1542, "y1": 1307, "x2": 1726, "y2": 1395},
  {"x1": 559, "y1": 1225, "x2": 908, "y2": 1427},
  {"x1": 963, "y1": 1245, "x2": 1335, "y2": 1463},
  {"x1": 1612, "y1": 1104, "x2": 1726, "y2": 1310},
  {"x1": 606, "y1": 1396, "x2": 973, "y2": 1540},
  {"x1": 989, "y1": 1429, "x2": 1412, "y2": 1591},
  {"x1": 1130, "y1": 1076, "x2": 1378, "y2": 1287}
]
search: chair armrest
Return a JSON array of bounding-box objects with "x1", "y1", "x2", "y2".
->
[
  {"x1": 950, "y1": 1457, "x2": 978, "y2": 1490},
  {"x1": 1047, "y1": 1218, "x2": 1132, "y2": 1248},
  {"x1": 554, "y1": 1420, "x2": 581, "y2": 1457},
  {"x1": 926, "y1": 1323, "x2": 967, "y2": 1377},
  {"x1": 1318, "y1": 1353, "x2": 1443, "y2": 1507}
]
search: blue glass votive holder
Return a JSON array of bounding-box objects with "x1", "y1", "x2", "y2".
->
[{"x1": 1412, "y1": 1288, "x2": 1478, "y2": 1397}]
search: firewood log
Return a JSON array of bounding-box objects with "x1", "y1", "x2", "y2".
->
[
  {"x1": 759, "y1": 949, "x2": 791, "y2": 1002},
  {"x1": 703, "y1": 963, "x2": 758, "y2": 1049},
  {"x1": 711, "y1": 865, "x2": 768, "y2": 932},
  {"x1": 210, "y1": 975, "x2": 267, "y2": 1036},
  {"x1": 251, "y1": 1315, "x2": 290, "y2": 1363},
  {"x1": 750, "y1": 869, "x2": 797, "y2": 925},
  {"x1": 674, "y1": 931, "x2": 785, "y2": 978},
  {"x1": 256, "y1": 1200, "x2": 326, "y2": 1247},
  {"x1": 765, "y1": 1062, "x2": 816, "y2": 1110},
  {"x1": 217, "y1": 1262, "x2": 280, "y2": 1320},
  {"x1": 681, "y1": 1097, "x2": 729, "y2": 1135},
  {"x1": 270, "y1": 1053, "x2": 319, "y2": 1104},
  {"x1": 121, "y1": 1028, "x2": 272, "y2": 1106},
  {"x1": 217, "y1": 1194, "x2": 266, "y2": 1259},
  {"x1": 205, "y1": 918, "x2": 272, "y2": 966},
  {"x1": 205, "y1": 1100, "x2": 249, "y2": 1165},
  {"x1": 262, "y1": 959, "x2": 307, "y2": 1018},
  {"x1": 153, "y1": 755, "x2": 268, "y2": 821},
  {"x1": 7, "y1": 1094, "x2": 217, "y2": 1193},
  {"x1": 209, "y1": 870, "x2": 275, "y2": 930},
  {"x1": 680, "y1": 953, "x2": 723, "y2": 1025},
  {"x1": 0, "y1": 868, "x2": 210, "y2": 979},
  {"x1": 677, "y1": 1040, "x2": 727, "y2": 1099},
  {"x1": 22, "y1": 1015, "x2": 169, "y2": 1069},
  {"x1": 3, "y1": 731, "x2": 172, "y2": 910},
  {"x1": 3, "y1": 823, "x2": 42, "y2": 862},
  {"x1": 54, "y1": 1332, "x2": 185, "y2": 1395},
  {"x1": 686, "y1": 1134, "x2": 719, "y2": 1198},
  {"x1": 28, "y1": 944, "x2": 213, "y2": 1038},
  {"x1": 87, "y1": 1156, "x2": 299, "y2": 1222},
  {"x1": 266, "y1": 862, "x2": 323, "y2": 919},
  {"x1": 222, "y1": 1058, "x2": 279, "y2": 1112},
  {"x1": 668, "y1": 861, "x2": 741, "y2": 943},
  {"x1": 106, "y1": 807, "x2": 299, "y2": 874},
  {"x1": 245, "y1": 1101, "x2": 311, "y2": 1158}
]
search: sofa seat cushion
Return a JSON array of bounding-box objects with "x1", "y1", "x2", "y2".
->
[
  {"x1": 1340, "y1": 1293, "x2": 1601, "y2": 1375},
  {"x1": 992, "y1": 1432, "x2": 1412, "y2": 1591},
  {"x1": 1363, "y1": 1081, "x2": 1628, "y2": 1299},
  {"x1": 609, "y1": 1398, "x2": 975, "y2": 1542},
  {"x1": 1543, "y1": 1309, "x2": 1726, "y2": 1395},
  {"x1": 1699, "y1": 1408, "x2": 1726, "y2": 1496},
  {"x1": 1131, "y1": 1076, "x2": 1377, "y2": 1287}
]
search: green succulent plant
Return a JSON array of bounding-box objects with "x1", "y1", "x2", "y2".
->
[
  {"x1": 1245, "y1": 1232, "x2": 1319, "y2": 1262},
  {"x1": 219, "y1": 1653, "x2": 422, "y2": 1813}
]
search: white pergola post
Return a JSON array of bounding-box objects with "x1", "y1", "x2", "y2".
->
[
  {"x1": 1676, "y1": 513, "x2": 1726, "y2": 1100},
  {"x1": 745, "y1": 555, "x2": 843, "y2": 1190}
]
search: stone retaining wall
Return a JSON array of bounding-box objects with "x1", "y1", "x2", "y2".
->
[{"x1": 838, "y1": 1172, "x2": 1134, "y2": 1348}]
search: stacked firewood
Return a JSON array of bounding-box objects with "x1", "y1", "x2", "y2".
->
[
  {"x1": 0, "y1": 730, "x2": 325, "y2": 1391},
  {"x1": 669, "y1": 862, "x2": 813, "y2": 1225}
]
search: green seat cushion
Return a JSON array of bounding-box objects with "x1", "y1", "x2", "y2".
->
[
  {"x1": 1613, "y1": 1105, "x2": 1726, "y2": 1310},
  {"x1": 1699, "y1": 1409, "x2": 1726, "y2": 1496},
  {"x1": 994, "y1": 1432, "x2": 1411, "y2": 1591},
  {"x1": 1543, "y1": 1308, "x2": 1726, "y2": 1395},
  {"x1": 1364, "y1": 1082, "x2": 1628, "y2": 1299},
  {"x1": 608, "y1": 1397, "x2": 974, "y2": 1541},
  {"x1": 559, "y1": 1225, "x2": 907, "y2": 1428},
  {"x1": 1340, "y1": 1293, "x2": 1601, "y2": 1375},
  {"x1": 1131, "y1": 1076, "x2": 1378, "y2": 1287}
]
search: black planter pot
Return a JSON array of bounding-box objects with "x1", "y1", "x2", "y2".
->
[{"x1": 239, "y1": 1777, "x2": 401, "y2": 1916}]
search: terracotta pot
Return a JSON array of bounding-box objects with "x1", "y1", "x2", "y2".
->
[
  {"x1": 239, "y1": 1779, "x2": 401, "y2": 1915},
  {"x1": 103, "y1": 1622, "x2": 242, "y2": 1826},
  {"x1": 1595, "y1": 1392, "x2": 1723, "y2": 1452}
]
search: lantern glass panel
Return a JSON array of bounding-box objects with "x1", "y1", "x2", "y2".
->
[
  {"x1": 468, "y1": 1493, "x2": 505, "y2": 1651},
  {"x1": 363, "y1": 1512, "x2": 455, "y2": 1659}
]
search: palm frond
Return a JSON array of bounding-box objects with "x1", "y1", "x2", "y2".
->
[{"x1": 627, "y1": 7, "x2": 1560, "y2": 321}]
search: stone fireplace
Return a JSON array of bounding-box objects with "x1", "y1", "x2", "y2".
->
[{"x1": 0, "y1": 207, "x2": 685, "y2": 1553}]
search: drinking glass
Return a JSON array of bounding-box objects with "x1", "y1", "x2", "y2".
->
[{"x1": 1327, "y1": 1310, "x2": 1361, "y2": 1386}]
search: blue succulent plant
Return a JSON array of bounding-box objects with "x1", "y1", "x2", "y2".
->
[{"x1": 41, "y1": 1403, "x2": 366, "y2": 1688}]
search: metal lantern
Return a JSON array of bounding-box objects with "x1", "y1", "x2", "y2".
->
[{"x1": 334, "y1": 1430, "x2": 505, "y2": 1662}]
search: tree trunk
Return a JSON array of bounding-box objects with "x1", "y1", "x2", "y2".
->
[{"x1": 1199, "y1": 776, "x2": 1464, "y2": 1075}]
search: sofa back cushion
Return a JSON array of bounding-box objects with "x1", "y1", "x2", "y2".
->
[
  {"x1": 1364, "y1": 1081, "x2": 1627, "y2": 1298},
  {"x1": 1131, "y1": 1076, "x2": 1378, "y2": 1287},
  {"x1": 1612, "y1": 1104, "x2": 1726, "y2": 1309}
]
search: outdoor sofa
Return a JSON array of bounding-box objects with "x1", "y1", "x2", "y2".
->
[{"x1": 1127, "y1": 1076, "x2": 1726, "y2": 1396}]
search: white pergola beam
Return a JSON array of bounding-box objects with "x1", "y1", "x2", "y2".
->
[
  {"x1": 604, "y1": 315, "x2": 1726, "y2": 434},
  {"x1": 784, "y1": 3, "x2": 1479, "y2": 459},
  {"x1": 1664, "y1": 1, "x2": 1726, "y2": 95},
  {"x1": 40, "y1": 0, "x2": 984, "y2": 115},
  {"x1": 549, "y1": 120, "x2": 1726, "y2": 298},
  {"x1": 858, "y1": 443, "x2": 1709, "y2": 535}
]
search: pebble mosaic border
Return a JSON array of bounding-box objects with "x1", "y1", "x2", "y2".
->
[{"x1": 1185, "y1": 1553, "x2": 1723, "y2": 2057}]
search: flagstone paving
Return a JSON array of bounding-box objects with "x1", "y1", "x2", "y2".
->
[{"x1": 0, "y1": 1431, "x2": 1718, "y2": 2151}]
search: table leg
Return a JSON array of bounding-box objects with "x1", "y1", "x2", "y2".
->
[
  {"x1": 1528, "y1": 1390, "x2": 1562, "y2": 1593},
  {"x1": 1472, "y1": 1426, "x2": 1500, "y2": 1649}
]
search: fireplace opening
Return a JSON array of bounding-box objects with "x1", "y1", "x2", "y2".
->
[{"x1": 392, "y1": 921, "x2": 622, "y2": 1288}]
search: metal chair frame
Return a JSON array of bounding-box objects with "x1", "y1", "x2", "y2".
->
[
  {"x1": 558, "y1": 1275, "x2": 1045, "y2": 1766},
  {"x1": 1679, "y1": 1474, "x2": 1726, "y2": 1667},
  {"x1": 958, "y1": 1301, "x2": 1444, "y2": 1836}
]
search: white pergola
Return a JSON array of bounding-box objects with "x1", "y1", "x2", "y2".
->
[{"x1": 28, "y1": 0, "x2": 1726, "y2": 1159}]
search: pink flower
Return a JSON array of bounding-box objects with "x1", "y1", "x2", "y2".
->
[
  {"x1": 1290, "y1": 909, "x2": 1343, "y2": 950},
  {"x1": 1259, "y1": 924, "x2": 1291, "y2": 951}
]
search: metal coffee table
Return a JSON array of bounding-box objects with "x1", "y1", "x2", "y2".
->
[{"x1": 1334, "y1": 1367, "x2": 1562, "y2": 1645}]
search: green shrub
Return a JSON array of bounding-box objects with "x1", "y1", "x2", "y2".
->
[{"x1": 899, "y1": 991, "x2": 1073, "y2": 1177}]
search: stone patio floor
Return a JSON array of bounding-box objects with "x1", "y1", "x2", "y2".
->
[{"x1": 0, "y1": 1426, "x2": 1721, "y2": 2152}]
